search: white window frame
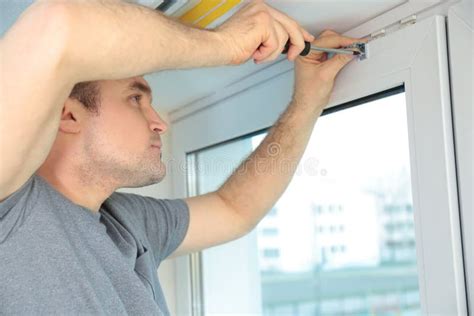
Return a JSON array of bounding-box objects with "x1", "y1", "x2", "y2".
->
[
  {"x1": 446, "y1": 1, "x2": 473, "y2": 313},
  {"x1": 170, "y1": 13, "x2": 467, "y2": 316}
]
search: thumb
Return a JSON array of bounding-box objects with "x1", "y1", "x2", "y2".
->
[{"x1": 321, "y1": 53, "x2": 355, "y2": 79}]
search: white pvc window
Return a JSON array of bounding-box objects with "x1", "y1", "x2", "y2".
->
[
  {"x1": 189, "y1": 88, "x2": 424, "y2": 315},
  {"x1": 171, "y1": 15, "x2": 467, "y2": 315}
]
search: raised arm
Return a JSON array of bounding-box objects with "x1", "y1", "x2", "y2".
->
[
  {"x1": 0, "y1": 1, "x2": 73, "y2": 201},
  {"x1": 60, "y1": 0, "x2": 231, "y2": 82},
  {"x1": 60, "y1": 0, "x2": 317, "y2": 81},
  {"x1": 0, "y1": 0, "x2": 314, "y2": 202}
]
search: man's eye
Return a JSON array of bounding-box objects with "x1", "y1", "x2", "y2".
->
[{"x1": 131, "y1": 95, "x2": 142, "y2": 105}]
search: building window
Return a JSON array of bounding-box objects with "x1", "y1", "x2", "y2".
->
[
  {"x1": 261, "y1": 228, "x2": 279, "y2": 236},
  {"x1": 263, "y1": 248, "x2": 280, "y2": 258}
]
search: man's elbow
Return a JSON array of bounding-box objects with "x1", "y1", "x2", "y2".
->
[{"x1": 216, "y1": 191, "x2": 260, "y2": 237}]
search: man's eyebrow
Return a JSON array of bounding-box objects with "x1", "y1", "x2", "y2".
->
[{"x1": 127, "y1": 81, "x2": 153, "y2": 101}]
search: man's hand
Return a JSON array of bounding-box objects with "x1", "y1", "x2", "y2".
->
[
  {"x1": 215, "y1": 1, "x2": 315, "y2": 65},
  {"x1": 292, "y1": 30, "x2": 369, "y2": 110},
  {"x1": 214, "y1": 2, "x2": 367, "y2": 109}
]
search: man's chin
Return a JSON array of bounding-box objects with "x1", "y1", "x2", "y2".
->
[
  {"x1": 125, "y1": 173, "x2": 165, "y2": 189},
  {"x1": 150, "y1": 171, "x2": 166, "y2": 185},
  {"x1": 152, "y1": 163, "x2": 167, "y2": 182},
  {"x1": 124, "y1": 162, "x2": 166, "y2": 188}
]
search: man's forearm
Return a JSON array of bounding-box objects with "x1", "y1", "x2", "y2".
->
[
  {"x1": 216, "y1": 96, "x2": 325, "y2": 231},
  {"x1": 59, "y1": 0, "x2": 230, "y2": 82}
]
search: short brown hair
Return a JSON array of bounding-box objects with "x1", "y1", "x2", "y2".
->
[{"x1": 69, "y1": 81, "x2": 101, "y2": 115}]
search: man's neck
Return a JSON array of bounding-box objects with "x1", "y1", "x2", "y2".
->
[{"x1": 36, "y1": 167, "x2": 115, "y2": 213}]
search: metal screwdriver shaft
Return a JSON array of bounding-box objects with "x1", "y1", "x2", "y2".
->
[
  {"x1": 309, "y1": 45, "x2": 358, "y2": 55},
  {"x1": 282, "y1": 41, "x2": 360, "y2": 57}
]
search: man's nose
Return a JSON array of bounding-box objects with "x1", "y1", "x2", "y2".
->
[{"x1": 149, "y1": 110, "x2": 168, "y2": 134}]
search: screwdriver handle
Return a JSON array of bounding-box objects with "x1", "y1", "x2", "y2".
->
[{"x1": 281, "y1": 40, "x2": 311, "y2": 56}]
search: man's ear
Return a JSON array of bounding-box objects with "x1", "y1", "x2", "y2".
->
[{"x1": 58, "y1": 98, "x2": 84, "y2": 134}]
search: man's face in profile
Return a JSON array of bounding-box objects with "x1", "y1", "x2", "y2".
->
[{"x1": 80, "y1": 76, "x2": 168, "y2": 188}]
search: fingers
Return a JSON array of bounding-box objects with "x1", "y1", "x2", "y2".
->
[
  {"x1": 252, "y1": 23, "x2": 281, "y2": 62},
  {"x1": 251, "y1": 5, "x2": 368, "y2": 65},
  {"x1": 258, "y1": 21, "x2": 289, "y2": 63},
  {"x1": 324, "y1": 53, "x2": 354, "y2": 77},
  {"x1": 304, "y1": 30, "x2": 368, "y2": 80},
  {"x1": 265, "y1": 6, "x2": 313, "y2": 61},
  {"x1": 301, "y1": 28, "x2": 315, "y2": 42},
  {"x1": 318, "y1": 33, "x2": 368, "y2": 80},
  {"x1": 253, "y1": 5, "x2": 313, "y2": 64},
  {"x1": 314, "y1": 31, "x2": 368, "y2": 50}
]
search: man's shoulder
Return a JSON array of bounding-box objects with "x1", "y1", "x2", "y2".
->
[
  {"x1": 104, "y1": 191, "x2": 154, "y2": 212},
  {"x1": 0, "y1": 174, "x2": 40, "y2": 244}
]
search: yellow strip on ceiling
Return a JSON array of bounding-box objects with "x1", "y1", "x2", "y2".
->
[
  {"x1": 179, "y1": 0, "x2": 222, "y2": 24},
  {"x1": 195, "y1": 0, "x2": 241, "y2": 28},
  {"x1": 179, "y1": 0, "x2": 241, "y2": 28}
]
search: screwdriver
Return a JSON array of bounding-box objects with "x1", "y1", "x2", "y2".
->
[{"x1": 282, "y1": 40, "x2": 361, "y2": 57}]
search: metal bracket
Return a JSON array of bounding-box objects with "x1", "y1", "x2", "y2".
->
[
  {"x1": 326, "y1": 42, "x2": 368, "y2": 61},
  {"x1": 348, "y1": 42, "x2": 368, "y2": 61},
  {"x1": 329, "y1": 42, "x2": 368, "y2": 61}
]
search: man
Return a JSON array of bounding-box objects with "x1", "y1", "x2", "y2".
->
[{"x1": 0, "y1": 0, "x2": 366, "y2": 314}]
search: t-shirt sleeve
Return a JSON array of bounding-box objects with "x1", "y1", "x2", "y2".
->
[{"x1": 106, "y1": 193, "x2": 190, "y2": 263}]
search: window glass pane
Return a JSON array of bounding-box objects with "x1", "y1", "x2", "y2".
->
[
  {"x1": 189, "y1": 89, "x2": 420, "y2": 315},
  {"x1": 194, "y1": 137, "x2": 254, "y2": 194}
]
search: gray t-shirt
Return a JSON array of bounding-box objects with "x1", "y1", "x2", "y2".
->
[{"x1": 0, "y1": 173, "x2": 190, "y2": 315}]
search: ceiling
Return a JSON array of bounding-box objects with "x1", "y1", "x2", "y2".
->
[{"x1": 1, "y1": 0, "x2": 408, "y2": 113}]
